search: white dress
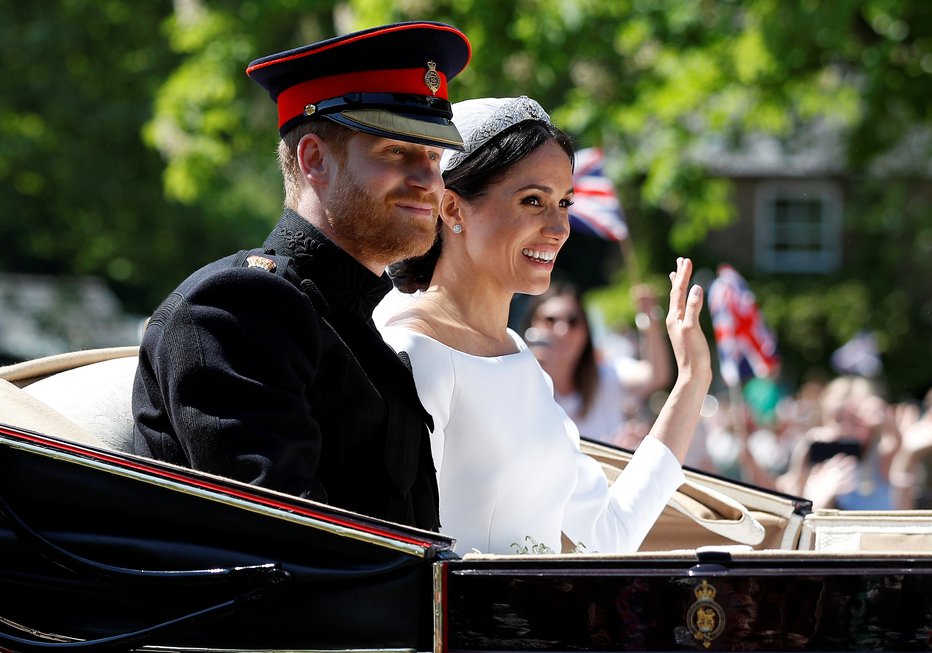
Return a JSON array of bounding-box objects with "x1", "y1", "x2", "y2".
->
[
  {"x1": 379, "y1": 325, "x2": 685, "y2": 555},
  {"x1": 555, "y1": 362, "x2": 629, "y2": 443}
]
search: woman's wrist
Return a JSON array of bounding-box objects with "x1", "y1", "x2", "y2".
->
[
  {"x1": 673, "y1": 366, "x2": 713, "y2": 390},
  {"x1": 667, "y1": 377, "x2": 711, "y2": 415}
]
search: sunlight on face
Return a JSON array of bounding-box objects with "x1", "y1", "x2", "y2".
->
[
  {"x1": 326, "y1": 134, "x2": 444, "y2": 271},
  {"x1": 457, "y1": 140, "x2": 574, "y2": 296}
]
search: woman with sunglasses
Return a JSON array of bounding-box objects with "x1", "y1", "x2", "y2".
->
[
  {"x1": 521, "y1": 283, "x2": 671, "y2": 447},
  {"x1": 379, "y1": 96, "x2": 711, "y2": 555}
]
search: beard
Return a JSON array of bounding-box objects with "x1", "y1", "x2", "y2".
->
[{"x1": 324, "y1": 165, "x2": 439, "y2": 270}]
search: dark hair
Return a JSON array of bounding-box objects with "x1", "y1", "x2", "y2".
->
[
  {"x1": 521, "y1": 282, "x2": 599, "y2": 417},
  {"x1": 388, "y1": 120, "x2": 575, "y2": 293}
]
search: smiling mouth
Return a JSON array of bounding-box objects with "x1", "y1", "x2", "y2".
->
[{"x1": 522, "y1": 248, "x2": 556, "y2": 263}]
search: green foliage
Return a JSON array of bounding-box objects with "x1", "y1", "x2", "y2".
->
[
  {"x1": 587, "y1": 274, "x2": 669, "y2": 330},
  {"x1": 0, "y1": 1, "x2": 336, "y2": 312},
  {"x1": 2, "y1": 0, "x2": 930, "y2": 395},
  {"x1": 0, "y1": 0, "x2": 191, "y2": 310},
  {"x1": 145, "y1": 9, "x2": 254, "y2": 203}
]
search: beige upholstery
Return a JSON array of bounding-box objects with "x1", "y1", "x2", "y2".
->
[
  {"x1": 582, "y1": 438, "x2": 798, "y2": 550},
  {"x1": 0, "y1": 347, "x2": 139, "y2": 452},
  {"x1": 798, "y1": 509, "x2": 932, "y2": 552},
  {"x1": 0, "y1": 377, "x2": 97, "y2": 446},
  {"x1": 22, "y1": 356, "x2": 138, "y2": 452},
  {"x1": 0, "y1": 346, "x2": 139, "y2": 385}
]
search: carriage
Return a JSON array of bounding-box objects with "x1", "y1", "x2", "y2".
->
[{"x1": 2, "y1": 347, "x2": 932, "y2": 652}]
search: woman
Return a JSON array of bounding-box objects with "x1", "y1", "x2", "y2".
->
[
  {"x1": 522, "y1": 283, "x2": 671, "y2": 446},
  {"x1": 380, "y1": 96, "x2": 711, "y2": 555}
]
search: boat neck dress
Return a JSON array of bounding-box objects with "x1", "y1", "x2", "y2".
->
[{"x1": 379, "y1": 325, "x2": 685, "y2": 555}]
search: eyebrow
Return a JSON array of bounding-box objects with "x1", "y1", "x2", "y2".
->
[{"x1": 515, "y1": 183, "x2": 575, "y2": 196}]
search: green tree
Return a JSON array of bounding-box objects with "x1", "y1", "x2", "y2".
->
[
  {"x1": 353, "y1": 0, "x2": 930, "y2": 397},
  {"x1": 1, "y1": 1, "x2": 183, "y2": 310},
  {"x1": 3, "y1": 1, "x2": 930, "y2": 397},
  {"x1": 0, "y1": 1, "x2": 340, "y2": 312}
]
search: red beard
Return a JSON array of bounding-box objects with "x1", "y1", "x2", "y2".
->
[{"x1": 325, "y1": 167, "x2": 439, "y2": 270}]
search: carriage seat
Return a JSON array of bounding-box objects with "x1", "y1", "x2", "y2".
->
[{"x1": 0, "y1": 347, "x2": 139, "y2": 453}]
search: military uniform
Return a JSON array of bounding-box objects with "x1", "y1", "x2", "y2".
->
[
  {"x1": 132, "y1": 21, "x2": 472, "y2": 529},
  {"x1": 134, "y1": 211, "x2": 440, "y2": 529}
]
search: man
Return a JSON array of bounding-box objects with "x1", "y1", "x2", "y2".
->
[{"x1": 132, "y1": 22, "x2": 472, "y2": 531}]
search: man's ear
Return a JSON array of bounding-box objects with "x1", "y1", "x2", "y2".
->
[
  {"x1": 439, "y1": 189, "x2": 464, "y2": 233},
  {"x1": 297, "y1": 133, "x2": 332, "y2": 185}
]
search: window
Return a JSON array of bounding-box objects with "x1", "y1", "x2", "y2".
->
[{"x1": 754, "y1": 181, "x2": 842, "y2": 273}]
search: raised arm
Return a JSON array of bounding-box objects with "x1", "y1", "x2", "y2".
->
[{"x1": 644, "y1": 257, "x2": 712, "y2": 463}]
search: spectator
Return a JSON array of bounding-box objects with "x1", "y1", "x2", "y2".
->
[
  {"x1": 522, "y1": 282, "x2": 671, "y2": 446},
  {"x1": 777, "y1": 375, "x2": 901, "y2": 510}
]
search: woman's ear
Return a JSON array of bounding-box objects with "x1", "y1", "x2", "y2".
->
[
  {"x1": 297, "y1": 133, "x2": 331, "y2": 185},
  {"x1": 440, "y1": 189, "x2": 464, "y2": 233}
]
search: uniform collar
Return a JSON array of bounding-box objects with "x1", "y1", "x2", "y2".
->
[{"x1": 264, "y1": 209, "x2": 392, "y2": 319}]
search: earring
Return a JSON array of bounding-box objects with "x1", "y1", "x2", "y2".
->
[{"x1": 452, "y1": 224, "x2": 463, "y2": 234}]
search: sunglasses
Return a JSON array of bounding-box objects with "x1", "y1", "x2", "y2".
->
[{"x1": 534, "y1": 314, "x2": 582, "y2": 329}]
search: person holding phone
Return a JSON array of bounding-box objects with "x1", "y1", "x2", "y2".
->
[{"x1": 777, "y1": 375, "x2": 901, "y2": 509}]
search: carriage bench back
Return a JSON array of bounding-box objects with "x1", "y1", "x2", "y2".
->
[{"x1": 0, "y1": 346, "x2": 138, "y2": 452}]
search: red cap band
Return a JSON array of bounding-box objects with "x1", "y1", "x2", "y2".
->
[{"x1": 276, "y1": 67, "x2": 449, "y2": 129}]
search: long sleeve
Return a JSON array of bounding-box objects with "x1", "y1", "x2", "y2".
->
[
  {"x1": 380, "y1": 326, "x2": 455, "y2": 472},
  {"x1": 134, "y1": 266, "x2": 327, "y2": 500},
  {"x1": 562, "y1": 435, "x2": 684, "y2": 553}
]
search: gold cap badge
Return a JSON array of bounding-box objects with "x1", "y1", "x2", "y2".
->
[{"x1": 424, "y1": 61, "x2": 441, "y2": 95}]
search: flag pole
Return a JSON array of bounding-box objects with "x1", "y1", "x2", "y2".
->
[
  {"x1": 618, "y1": 234, "x2": 641, "y2": 287},
  {"x1": 728, "y1": 381, "x2": 747, "y2": 441}
]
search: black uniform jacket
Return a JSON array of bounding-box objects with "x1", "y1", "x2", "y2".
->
[{"x1": 132, "y1": 210, "x2": 440, "y2": 531}]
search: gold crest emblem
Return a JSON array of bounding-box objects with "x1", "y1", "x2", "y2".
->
[
  {"x1": 246, "y1": 255, "x2": 277, "y2": 273},
  {"x1": 686, "y1": 580, "x2": 725, "y2": 649},
  {"x1": 424, "y1": 60, "x2": 441, "y2": 95}
]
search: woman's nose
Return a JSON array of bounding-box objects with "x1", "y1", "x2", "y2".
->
[{"x1": 543, "y1": 207, "x2": 570, "y2": 240}]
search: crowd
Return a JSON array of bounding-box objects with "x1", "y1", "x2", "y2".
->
[
  {"x1": 513, "y1": 275, "x2": 932, "y2": 513},
  {"x1": 690, "y1": 372, "x2": 932, "y2": 511}
]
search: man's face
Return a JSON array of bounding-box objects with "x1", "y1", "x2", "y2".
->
[{"x1": 325, "y1": 133, "x2": 445, "y2": 272}]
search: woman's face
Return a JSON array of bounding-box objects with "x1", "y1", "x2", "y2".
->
[
  {"x1": 452, "y1": 139, "x2": 574, "y2": 296},
  {"x1": 836, "y1": 395, "x2": 887, "y2": 444},
  {"x1": 529, "y1": 294, "x2": 589, "y2": 371}
]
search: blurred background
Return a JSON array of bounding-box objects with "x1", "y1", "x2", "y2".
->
[{"x1": 2, "y1": 1, "x2": 930, "y2": 495}]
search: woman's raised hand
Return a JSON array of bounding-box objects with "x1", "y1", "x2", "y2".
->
[
  {"x1": 645, "y1": 257, "x2": 713, "y2": 463},
  {"x1": 666, "y1": 257, "x2": 712, "y2": 389}
]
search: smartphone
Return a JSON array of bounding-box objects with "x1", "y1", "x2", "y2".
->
[{"x1": 807, "y1": 439, "x2": 863, "y2": 465}]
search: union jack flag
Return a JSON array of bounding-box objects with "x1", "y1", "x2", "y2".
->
[
  {"x1": 569, "y1": 147, "x2": 628, "y2": 241},
  {"x1": 708, "y1": 264, "x2": 780, "y2": 387}
]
